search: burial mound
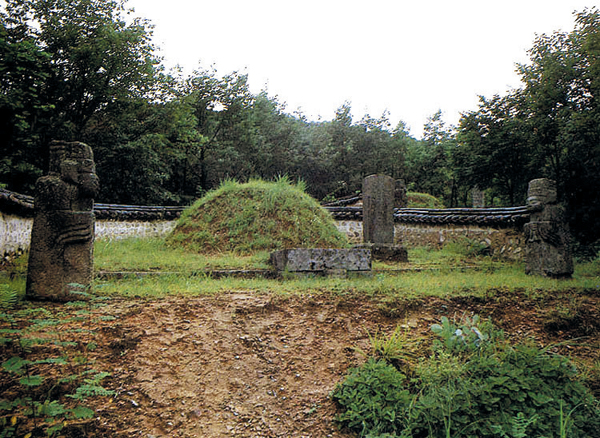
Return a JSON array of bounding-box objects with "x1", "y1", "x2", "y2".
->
[{"x1": 167, "y1": 178, "x2": 348, "y2": 254}]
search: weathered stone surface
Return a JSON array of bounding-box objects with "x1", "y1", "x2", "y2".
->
[
  {"x1": 362, "y1": 175, "x2": 409, "y2": 262},
  {"x1": 472, "y1": 186, "x2": 485, "y2": 208},
  {"x1": 524, "y1": 178, "x2": 573, "y2": 278},
  {"x1": 270, "y1": 248, "x2": 371, "y2": 274},
  {"x1": 355, "y1": 243, "x2": 409, "y2": 262},
  {"x1": 26, "y1": 141, "x2": 99, "y2": 301},
  {"x1": 363, "y1": 174, "x2": 395, "y2": 245},
  {"x1": 394, "y1": 179, "x2": 408, "y2": 208}
]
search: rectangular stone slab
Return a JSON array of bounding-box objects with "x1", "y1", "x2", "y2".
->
[{"x1": 270, "y1": 248, "x2": 371, "y2": 272}]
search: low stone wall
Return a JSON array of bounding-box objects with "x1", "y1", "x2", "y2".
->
[
  {"x1": 396, "y1": 223, "x2": 525, "y2": 259},
  {"x1": 0, "y1": 212, "x2": 33, "y2": 258},
  {"x1": 95, "y1": 220, "x2": 176, "y2": 241},
  {"x1": 0, "y1": 188, "x2": 527, "y2": 261},
  {"x1": 336, "y1": 220, "x2": 524, "y2": 259}
]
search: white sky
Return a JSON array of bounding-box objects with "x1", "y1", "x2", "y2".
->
[{"x1": 129, "y1": 1, "x2": 593, "y2": 137}]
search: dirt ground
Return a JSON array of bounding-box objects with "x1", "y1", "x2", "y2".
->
[{"x1": 2, "y1": 289, "x2": 600, "y2": 437}]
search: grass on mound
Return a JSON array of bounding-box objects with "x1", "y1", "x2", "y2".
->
[
  {"x1": 166, "y1": 177, "x2": 349, "y2": 254},
  {"x1": 407, "y1": 192, "x2": 445, "y2": 208}
]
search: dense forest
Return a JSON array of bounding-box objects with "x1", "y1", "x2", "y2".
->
[{"x1": 1, "y1": 0, "x2": 599, "y2": 247}]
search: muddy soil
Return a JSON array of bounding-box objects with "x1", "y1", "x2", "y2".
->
[{"x1": 2, "y1": 289, "x2": 600, "y2": 437}]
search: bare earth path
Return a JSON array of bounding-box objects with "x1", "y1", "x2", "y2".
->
[{"x1": 3, "y1": 289, "x2": 599, "y2": 437}]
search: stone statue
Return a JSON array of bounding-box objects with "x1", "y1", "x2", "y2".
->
[
  {"x1": 524, "y1": 178, "x2": 573, "y2": 278},
  {"x1": 26, "y1": 141, "x2": 99, "y2": 301}
]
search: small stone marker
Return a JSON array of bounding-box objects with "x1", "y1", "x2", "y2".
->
[
  {"x1": 395, "y1": 179, "x2": 408, "y2": 209},
  {"x1": 472, "y1": 186, "x2": 485, "y2": 208},
  {"x1": 26, "y1": 141, "x2": 99, "y2": 301},
  {"x1": 524, "y1": 178, "x2": 573, "y2": 278},
  {"x1": 360, "y1": 174, "x2": 408, "y2": 262},
  {"x1": 269, "y1": 248, "x2": 371, "y2": 277}
]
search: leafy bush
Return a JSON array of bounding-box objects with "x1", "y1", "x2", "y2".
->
[
  {"x1": 333, "y1": 315, "x2": 600, "y2": 438},
  {"x1": 332, "y1": 358, "x2": 414, "y2": 437}
]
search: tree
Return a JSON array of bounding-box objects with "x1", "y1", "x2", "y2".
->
[
  {"x1": 0, "y1": 9, "x2": 52, "y2": 191},
  {"x1": 405, "y1": 111, "x2": 456, "y2": 205},
  {"x1": 0, "y1": 0, "x2": 162, "y2": 194},
  {"x1": 457, "y1": 7, "x2": 600, "y2": 243},
  {"x1": 456, "y1": 92, "x2": 533, "y2": 205},
  {"x1": 517, "y1": 8, "x2": 600, "y2": 244},
  {"x1": 180, "y1": 67, "x2": 255, "y2": 193}
]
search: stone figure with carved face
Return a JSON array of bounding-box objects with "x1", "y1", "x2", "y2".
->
[
  {"x1": 524, "y1": 178, "x2": 573, "y2": 278},
  {"x1": 26, "y1": 141, "x2": 99, "y2": 301}
]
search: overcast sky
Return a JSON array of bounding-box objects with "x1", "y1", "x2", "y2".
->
[{"x1": 128, "y1": 0, "x2": 593, "y2": 138}]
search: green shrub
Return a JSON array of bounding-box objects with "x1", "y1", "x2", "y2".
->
[
  {"x1": 443, "y1": 237, "x2": 491, "y2": 258},
  {"x1": 332, "y1": 358, "x2": 414, "y2": 437},
  {"x1": 334, "y1": 315, "x2": 600, "y2": 438}
]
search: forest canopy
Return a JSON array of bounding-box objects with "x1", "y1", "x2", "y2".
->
[{"x1": 1, "y1": 1, "x2": 599, "y2": 245}]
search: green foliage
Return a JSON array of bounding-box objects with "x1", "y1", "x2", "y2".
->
[
  {"x1": 0, "y1": 284, "x2": 18, "y2": 310},
  {"x1": 430, "y1": 314, "x2": 497, "y2": 355},
  {"x1": 0, "y1": 0, "x2": 162, "y2": 196},
  {"x1": 167, "y1": 177, "x2": 348, "y2": 254},
  {"x1": 334, "y1": 315, "x2": 600, "y2": 438},
  {"x1": 405, "y1": 110, "x2": 459, "y2": 207},
  {"x1": 457, "y1": 8, "x2": 600, "y2": 241},
  {"x1": 358, "y1": 326, "x2": 419, "y2": 371},
  {"x1": 0, "y1": 299, "x2": 115, "y2": 437},
  {"x1": 332, "y1": 358, "x2": 414, "y2": 437},
  {"x1": 443, "y1": 237, "x2": 491, "y2": 258}
]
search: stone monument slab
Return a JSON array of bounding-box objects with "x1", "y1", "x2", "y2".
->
[{"x1": 270, "y1": 248, "x2": 371, "y2": 276}]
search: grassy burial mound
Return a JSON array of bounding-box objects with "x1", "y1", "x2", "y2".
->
[
  {"x1": 407, "y1": 192, "x2": 445, "y2": 208},
  {"x1": 167, "y1": 178, "x2": 349, "y2": 254}
]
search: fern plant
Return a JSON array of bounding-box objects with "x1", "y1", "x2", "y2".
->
[
  {"x1": 0, "y1": 284, "x2": 18, "y2": 310},
  {"x1": 0, "y1": 295, "x2": 116, "y2": 437}
]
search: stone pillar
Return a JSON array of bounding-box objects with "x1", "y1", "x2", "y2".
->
[
  {"x1": 472, "y1": 186, "x2": 485, "y2": 208},
  {"x1": 524, "y1": 178, "x2": 573, "y2": 278},
  {"x1": 361, "y1": 174, "x2": 408, "y2": 262},
  {"x1": 394, "y1": 179, "x2": 408, "y2": 209},
  {"x1": 363, "y1": 174, "x2": 395, "y2": 245},
  {"x1": 26, "y1": 141, "x2": 99, "y2": 301}
]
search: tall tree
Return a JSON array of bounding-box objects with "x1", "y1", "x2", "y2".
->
[
  {"x1": 0, "y1": 0, "x2": 162, "y2": 193},
  {"x1": 405, "y1": 111, "x2": 456, "y2": 205},
  {"x1": 457, "y1": 7, "x2": 600, "y2": 243},
  {"x1": 180, "y1": 68, "x2": 255, "y2": 192},
  {"x1": 456, "y1": 92, "x2": 533, "y2": 205}
]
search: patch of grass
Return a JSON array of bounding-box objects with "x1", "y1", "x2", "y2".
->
[
  {"x1": 575, "y1": 255, "x2": 600, "y2": 279},
  {"x1": 94, "y1": 238, "x2": 271, "y2": 272},
  {"x1": 92, "y1": 264, "x2": 595, "y2": 301},
  {"x1": 6, "y1": 237, "x2": 599, "y2": 303},
  {"x1": 166, "y1": 176, "x2": 349, "y2": 254}
]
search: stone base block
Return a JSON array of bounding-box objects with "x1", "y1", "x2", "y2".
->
[
  {"x1": 270, "y1": 248, "x2": 371, "y2": 277},
  {"x1": 355, "y1": 243, "x2": 409, "y2": 262}
]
